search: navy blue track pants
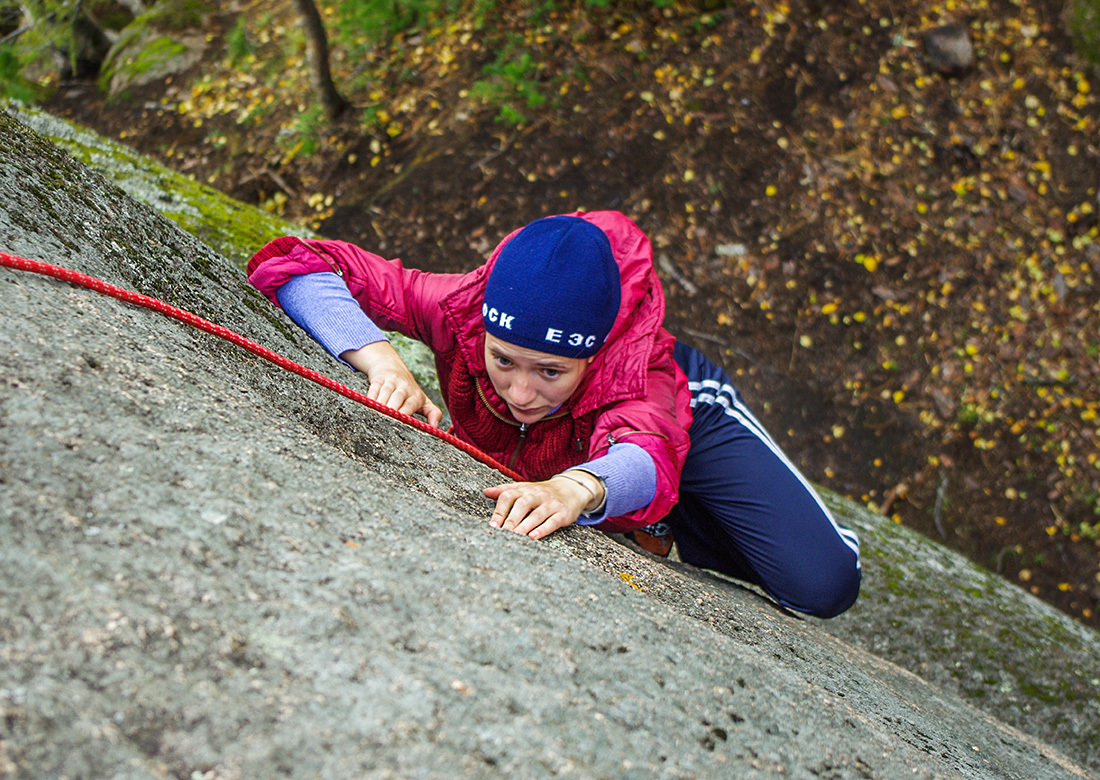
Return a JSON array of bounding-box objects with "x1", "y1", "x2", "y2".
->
[{"x1": 669, "y1": 342, "x2": 861, "y2": 618}]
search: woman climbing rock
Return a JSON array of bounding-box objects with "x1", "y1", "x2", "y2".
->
[{"x1": 248, "y1": 211, "x2": 861, "y2": 617}]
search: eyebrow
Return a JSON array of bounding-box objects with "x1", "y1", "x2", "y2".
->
[{"x1": 488, "y1": 346, "x2": 570, "y2": 370}]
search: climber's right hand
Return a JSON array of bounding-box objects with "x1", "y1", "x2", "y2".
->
[{"x1": 341, "y1": 341, "x2": 443, "y2": 428}]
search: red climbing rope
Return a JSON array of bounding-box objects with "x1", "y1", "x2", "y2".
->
[{"x1": 0, "y1": 251, "x2": 522, "y2": 482}]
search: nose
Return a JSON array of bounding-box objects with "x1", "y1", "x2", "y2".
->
[{"x1": 509, "y1": 374, "x2": 536, "y2": 405}]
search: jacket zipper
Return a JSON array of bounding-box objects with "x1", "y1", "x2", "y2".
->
[
  {"x1": 473, "y1": 378, "x2": 569, "y2": 472},
  {"x1": 308, "y1": 241, "x2": 344, "y2": 277},
  {"x1": 602, "y1": 429, "x2": 670, "y2": 458},
  {"x1": 475, "y1": 379, "x2": 522, "y2": 427},
  {"x1": 509, "y1": 423, "x2": 529, "y2": 470},
  {"x1": 607, "y1": 429, "x2": 669, "y2": 447}
]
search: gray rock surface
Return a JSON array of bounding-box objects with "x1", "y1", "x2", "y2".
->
[
  {"x1": 2, "y1": 109, "x2": 1099, "y2": 779},
  {"x1": 7, "y1": 102, "x2": 447, "y2": 417},
  {"x1": 923, "y1": 23, "x2": 976, "y2": 75}
]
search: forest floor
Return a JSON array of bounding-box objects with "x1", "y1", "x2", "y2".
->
[{"x1": 41, "y1": 0, "x2": 1100, "y2": 626}]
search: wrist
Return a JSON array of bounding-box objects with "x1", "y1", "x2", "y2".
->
[
  {"x1": 342, "y1": 341, "x2": 402, "y2": 376},
  {"x1": 555, "y1": 471, "x2": 606, "y2": 515}
]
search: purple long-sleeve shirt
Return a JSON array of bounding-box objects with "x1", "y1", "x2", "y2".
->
[{"x1": 276, "y1": 272, "x2": 656, "y2": 523}]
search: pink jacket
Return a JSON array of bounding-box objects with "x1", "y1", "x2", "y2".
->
[{"x1": 249, "y1": 211, "x2": 692, "y2": 532}]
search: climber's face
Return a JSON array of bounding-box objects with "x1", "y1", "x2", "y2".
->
[{"x1": 484, "y1": 333, "x2": 591, "y2": 424}]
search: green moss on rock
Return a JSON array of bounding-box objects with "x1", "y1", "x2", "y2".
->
[
  {"x1": 98, "y1": 0, "x2": 209, "y2": 95},
  {"x1": 818, "y1": 492, "x2": 1100, "y2": 770},
  {"x1": 99, "y1": 35, "x2": 189, "y2": 92},
  {"x1": 3, "y1": 100, "x2": 445, "y2": 414}
]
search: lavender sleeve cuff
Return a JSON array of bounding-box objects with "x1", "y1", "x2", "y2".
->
[
  {"x1": 276, "y1": 272, "x2": 387, "y2": 365},
  {"x1": 570, "y1": 442, "x2": 657, "y2": 526}
]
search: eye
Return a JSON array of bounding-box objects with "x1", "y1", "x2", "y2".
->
[
  {"x1": 541, "y1": 368, "x2": 561, "y2": 379},
  {"x1": 494, "y1": 355, "x2": 512, "y2": 368}
]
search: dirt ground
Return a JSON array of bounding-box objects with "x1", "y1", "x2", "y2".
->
[{"x1": 41, "y1": 0, "x2": 1100, "y2": 626}]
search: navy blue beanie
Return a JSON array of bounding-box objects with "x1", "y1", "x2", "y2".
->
[{"x1": 482, "y1": 216, "x2": 621, "y2": 359}]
